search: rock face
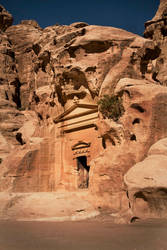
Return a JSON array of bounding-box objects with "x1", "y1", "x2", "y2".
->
[
  {"x1": 144, "y1": 0, "x2": 167, "y2": 85},
  {"x1": 0, "y1": 2, "x2": 167, "y2": 221},
  {"x1": 89, "y1": 78, "x2": 167, "y2": 212},
  {"x1": 124, "y1": 138, "x2": 167, "y2": 219},
  {"x1": 0, "y1": 5, "x2": 13, "y2": 31}
]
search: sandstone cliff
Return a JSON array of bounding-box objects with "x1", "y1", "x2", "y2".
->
[{"x1": 0, "y1": 2, "x2": 167, "y2": 222}]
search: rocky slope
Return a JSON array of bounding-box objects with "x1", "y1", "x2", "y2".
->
[{"x1": 0, "y1": 2, "x2": 167, "y2": 222}]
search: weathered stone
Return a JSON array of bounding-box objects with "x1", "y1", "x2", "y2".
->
[
  {"x1": 124, "y1": 137, "x2": 167, "y2": 219},
  {"x1": 148, "y1": 137, "x2": 167, "y2": 156},
  {"x1": 20, "y1": 20, "x2": 41, "y2": 29},
  {"x1": 144, "y1": 0, "x2": 167, "y2": 86},
  {"x1": 0, "y1": 1, "x2": 167, "y2": 222},
  {"x1": 0, "y1": 5, "x2": 13, "y2": 31},
  {"x1": 89, "y1": 78, "x2": 167, "y2": 211}
]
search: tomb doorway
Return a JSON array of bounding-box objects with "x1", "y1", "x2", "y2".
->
[{"x1": 77, "y1": 156, "x2": 90, "y2": 189}]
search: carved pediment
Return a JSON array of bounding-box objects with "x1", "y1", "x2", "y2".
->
[
  {"x1": 53, "y1": 103, "x2": 98, "y2": 124},
  {"x1": 72, "y1": 141, "x2": 91, "y2": 150}
]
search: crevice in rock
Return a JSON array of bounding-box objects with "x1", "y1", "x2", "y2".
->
[
  {"x1": 6, "y1": 49, "x2": 15, "y2": 60},
  {"x1": 37, "y1": 112, "x2": 43, "y2": 120},
  {"x1": 144, "y1": 29, "x2": 154, "y2": 39},
  {"x1": 102, "y1": 134, "x2": 116, "y2": 147},
  {"x1": 32, "y1": 43, "x2": 41, "y2": 55},
  {"x1": 126, "y1": 190, "x2": 131, "y2": 209},
  {"x1": 16, "y1": 133, "x2": 25, "y2": 145},
  {"x1": 134, "y1": 191, "x2": 148, "y2": 201},
  {"x1": 85, "y1": 66, "x2": 96, "y2": 72},
  {"x1": 81, "y1": 28, "x2": 86, "y2": 35},
  {"x1": 34, "y1": 63, "x2": 40, "y2": 73},
  {"x1": 152, "y1": 72, "x2": 160, "y2": 83},
  {"x1": 131, "y1": 103, "x2": 145, "y2": 113},
  {"x1": 11, "y1": 78, "x2": 22, "y2": 109},
  {"x1": 5, "y1": 91, "x2": 9, "y2": 100},
  {"x1": 67, "y1": 46, "x2": 77, "y2": 58},
  {"x1": 161, "y1": 27, "x2": 167, "y2": 36},
  {"x1": 11, "y1": 128, "x2": 19, "y2": 132},
  {"x1": 124, "y1": 89, "x2": 131, "y2": 98},
  {"x1": 53, "y1": 38, "x2": 57, "y2": 45},
  {"x1": 32, "y1": 91, "x2": 40, "y2": 104},
  {"x1": 38, "y1": 50, "x2": 51, "y2": 72},
  {"x1": 102, "y1": 137, "x2": 106, "y2": 149},
  {"x1": 0, "y1": 78, "x2": 4, "y2": 84},
  {"x1": 55, "y1": 85, "x2": 66, "y2": 106},
  {"x1": 49, "y1": 100, "x2": 55, "y2": 107},
  {"x1": 143, "y1": 46, "x2": 161, "y2": 61}
]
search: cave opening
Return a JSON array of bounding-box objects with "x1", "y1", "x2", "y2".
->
[
  {"x1": 77, "y1": 156, "x2": 90, "y2": 189},
  {"x1": 130, "y1": 134, "x2": 137, "y2": 141},
  {"x1": 132, "y1": 118, "x2": 140, "y2": 125}
]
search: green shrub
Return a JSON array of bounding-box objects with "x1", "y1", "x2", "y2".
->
[{"x1": 98, "y1": 94, "x2": 124, "y2": 121}]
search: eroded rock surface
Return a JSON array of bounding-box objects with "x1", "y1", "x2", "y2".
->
[
  {"x1": 0, "y1": 2, "x2": 167, "y2": 221},
  {"x1": 124, "y1": 138, "x2": 167, "y2": 220},
  {"x1": 144, "y1": 0, "x2": 167, "y2": 85},
  {"x1": 89, "y1": 78, "x2": 167, "y2": 212},
  {"x1": 0, "y1": 5, "x2": 13, "y2": 31}
]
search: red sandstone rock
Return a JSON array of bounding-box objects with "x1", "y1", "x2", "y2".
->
[
  {"x1": 144, "y1": 0, "x2": 167, "y2": 85},
  {"x1": 0, "y1": 1, "x2": 167, "y2": 222},
  {"x1": 124, "y1": 137, "x2": 167, "y2": 219},
  {"x1": 0, "y1": 16, "x2": 155, "y2": 166},
  {"x1": 89, "y1": 78, "x2": 167, "y2": 211},
  {"x1": 0, "y1": 5, "x2": 13, "y2": 31}
]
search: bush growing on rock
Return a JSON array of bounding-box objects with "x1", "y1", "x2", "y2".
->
[{"x1": 98, "y1": 94, "x2": 124, "y2": 121}]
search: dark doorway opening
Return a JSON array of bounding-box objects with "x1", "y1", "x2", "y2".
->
[{"x1": 77, "y1": 156, "x2": 90, "y2": 189}]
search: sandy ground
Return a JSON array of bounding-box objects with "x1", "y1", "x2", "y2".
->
[
  {"x1": 0, "y1": 218, "x2": 167, "y2": 250},
  {"x1": 1, "y1": 192, "x2": 167, "y2": 250}
]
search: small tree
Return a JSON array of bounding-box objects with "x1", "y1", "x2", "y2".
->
[{"x1": 98, "y1": 94, "x2": 124, "y2": 121}]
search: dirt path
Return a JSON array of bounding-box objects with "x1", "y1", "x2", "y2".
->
[{"x1": 0, "y1": 218, "x2": 167, "y2": 250}]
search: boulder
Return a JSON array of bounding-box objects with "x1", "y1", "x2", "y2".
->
[
  {"x1": 124, "y1": 137, "x2": 167, "y2": 219},
  {"x1": 148, "y1": 137, "x2": 167, "y2": 156}
]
